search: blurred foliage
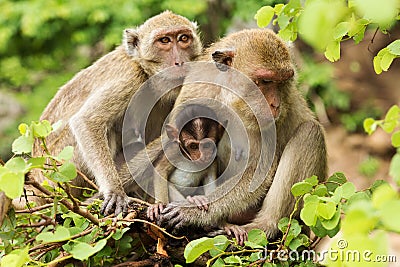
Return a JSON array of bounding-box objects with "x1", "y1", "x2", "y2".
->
[
  {"x1": 358, "y1": 155, "x2": 380, "y2": 178},
  {"x1": 298, "y1": 56, "x2": 350, "y2": 111}
]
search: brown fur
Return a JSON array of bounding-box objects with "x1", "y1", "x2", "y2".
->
[
  {"x1": 0, "y1": 11, "x2": 202, "y2": 222},
  {"x1": 142, "y1": 29, "x2": 327, "y2": 238}
]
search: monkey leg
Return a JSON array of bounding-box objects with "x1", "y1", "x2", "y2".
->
[{"x1": 242, "y1": 121, "x2": 327, "y2": 238}]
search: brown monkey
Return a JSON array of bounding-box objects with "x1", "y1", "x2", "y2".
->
[
  {"x1": 150, "y1": 29, "x2": 327, "y2": 239},
  {"x1": 147, "y1": 104, "x2": 225, "y2": 220},
  {"x1": 1, "y1": 11, "x2": 202, "y2": 220}
]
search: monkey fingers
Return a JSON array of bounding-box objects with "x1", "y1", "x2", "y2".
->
[
  {"x1": 186, "y1": 195, "x2": 209, "y2": 211},
  {"x1": 147, "y1": 203, "x2": 165, "y2": 221},
  {"x1": 224, "y1": 223, "x2": 248, "y2": 246},
  {"x1": 101, "y1": 192, "x2": 131, "y2": 216},
  {"x1": 158, "y1": 203, "x2": 188, "y2": 229}
]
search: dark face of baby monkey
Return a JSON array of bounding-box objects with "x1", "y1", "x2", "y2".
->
[{"x1": 165, "y1": 105, "x2": 225, "y2": 164}]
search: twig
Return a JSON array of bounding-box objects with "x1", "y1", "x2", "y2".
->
[
  {"x1": 61, "y1": 182, "x2": 80, "y2": 210},
  {"x1": 121, "y1": 218, "x2": 186, "y2": 240},
  {"x1": 16, "y1": 203, "x2": 54, "y2": 213},
  {"x1": 310, "y1": 237, "x2": 322, "y2": 250},
  {"x1": 0, "y1": 158, "x2": 5, "y2": 166},
  {"x1": 368, "y1": 28, "x2": 379, "y2": 54},
  {"x1": 77, "y1": 169, "x2": 99, "y2": 190},
  {"x1": 29, "y1": 226, "x2": 96, "y2": 254},
  {"x1": 248, "y1": 258, "x2": 268, "y2": 266},
  {"x1": 129, "y1": 197, "x2": 151, "y2": 206},
  {"x1": 26, "y1": 180, "x2": 99, "y2": 225}
]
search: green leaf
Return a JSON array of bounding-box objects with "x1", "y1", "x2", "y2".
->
[
  {"x1": 27, "y1": 157, "x2": 46, "y2": 169},
  {"x1": 57, "y1": 146, "x2": 74, "y2": 161},
  {"x1": 69, "y1": 239, "x2": 107, "y2": 261},
  {"x1": 0, "y1": 247, "x2": 30, "y2": 267},
  {"x1": 278, "y1": 218, "x2": 301, "y2": 246},
  {"x1": 391, "y1": 131, "x2": 400, "y2": 147},
  {"x1": 211, "y1": 258, "x2": 225, "y2": 267},
  {"x1": 363, "y1": 118, "x2": 377, "y2": 135},
  {"x1": 389, "y1": 153, "x2": 400, "y2": 184},
  {"x1": 36, "y1": 226, "x2": 71, "y2": 243},
  {"x1": 304, "y1": 194, "x2": 319, "y2": 204},
  {"x1": 184, "y1": 237, "x2": 214, "y2": 263},
  {"x1": 247, "y1": 229, "x2": 268, "y2": 246},
  {"x1": 372, "y1": 183, "x2": 396, "y2": 208},
  {"x1": 18, "y1": 123, "x2": 29, "y2": 135},
  {"x1": 370, "y1": 180, "x2": 389, "y2": 192},
  {"x1": 384, "y1": 105, "x2": 400, "y2": 122},
  {"x1": 112, "y1": 228, "x2": 130, "y2": 241},
  {"x1": 224, "y1": 255, "x2": 242, "y2": 264},
  {"x1": 353, "y1": 0, "x2": 398, "y2": 28},
  {"x1": 324, "y1": 40, "x2": 340, "y2": 62},
  {"x1": 254, "y1": 6, "x2": 275, "y2": 28},
  {"x1": 300, "y1": 201, "x2": 318, "y2": 226},
  {"x1": 32, "y1": 120, "x2": 52, "y2": 138},
  {"x1": 291, "y1": 181, "x2": 313, "y2": 197},
  {"x1": 380, "y1": 200, "x2": 400, "y2": 232},
  {"x1": 387, "y1": 40, "x2": 400, "y2": 55},
  {"x1": 320, "y1": 205, "x2": 341, "y2": 230},
  {"x1": 298, "y1": 0, "x2": 347, "y2": 51},
  {"x1": 210, "y1": 235, "x2": 230, "y2": 257},
  {"x1": 313, "y1": 184, "x2": 328, "y2": 197},
  {"x1": 12, "y1": 135, "x2": 34, "y2": 154},
  {"x1": 5, "y1": 157, "x2": 28, "y2": 173},
  {"x1": 380, "y1": 51, "x2": 395, "y2": 71},
  {"x1": 317, "y1": 201, "x2": 336, "y2": 220},
  {"x1": 277, "y1": 13, "x2": 290, "y2": 30},
  {"x1": 341, "y1": 182, "x2": 356, "y2": 199},
  {"x1": 0, "y1": 171, "x2": 25, "y2": 199},
  {"x1": 373, "y1": 55, "x2": 383, "y2": 74},
  {"x1": 50, "y1": 162, "x2": 77, "y2": 182},
  {"x1": 333, "y1": 22, "x2": 349, "y2": 40},
  {"x1": 288, "y1": 234, "x2": 309, "y2": 250},
  {"x1": 326, "y1": 172, "x2": 347, "y2": 193},
  {"x1": 342, "y1": 201, "x2": 377, "y2": 234},
  {"x1": 305, "y1": 175, "x2": 318, "y2": 186}
]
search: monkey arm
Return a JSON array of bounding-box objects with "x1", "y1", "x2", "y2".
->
[
  {"x1": 69, "y1": 79, "x2": 142, "y2": 215},
  {"x1": 159, "y1": 140, "x2": 270, "y2": 229},
  {"x1": 243, "y1": 121, "x2": 327, "y2": 238}
]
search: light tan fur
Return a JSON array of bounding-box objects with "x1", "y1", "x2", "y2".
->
[{"x1": 0, "y1": 11, "x2": 202, "y2": 223}]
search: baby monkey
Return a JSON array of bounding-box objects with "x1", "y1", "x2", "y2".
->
[{"x1": 148, "y1": 104, "x2": 224, "y2": 218}]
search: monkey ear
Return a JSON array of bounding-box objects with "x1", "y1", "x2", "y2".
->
[
  {"x1": 212, "y1": 49, "x2": 235, "y2": 70},
  {"x1": 165, "y1": 124, "x2": 179, "y2": 141},
  {"x1": 123, "y1": 28, "x2": 140, "y2": 57}
]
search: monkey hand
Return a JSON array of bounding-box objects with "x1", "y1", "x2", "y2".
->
[
  {"x1": 224, "y1": 223, "x2": 248, "y2": 246},
  {"x1": 158, "y1": 201, "x2": 192, "y2": 230},
  {"x1": 147, "y1": 203, "x2": 165, "y2": 221},
  {"x1": 186, "y1": 195, "x2": 209, "y2": 211},
  {"x1": 101, "y1": 190, "x2": 132, "y2": 216}
]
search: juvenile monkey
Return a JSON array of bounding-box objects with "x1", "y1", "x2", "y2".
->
[
  {"x1": 147, "y1": 104, "x2": 224, "y2": 220},
  {"x1": 130, "y1": 29, "x2": 327, "y2": 239},
  {"x1": 0, "y1": 11, "x2": 202, "y2": 221}
]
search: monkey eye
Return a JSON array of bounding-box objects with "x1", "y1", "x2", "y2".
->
[
  {"x1": 159, "y1": 37, "x2": 171, "y2": 44},
  {"x1": 189, "y1": 143, "x2": 199, "y2": 150},
  {"x1": 261, "y1": 79, "x2": 273, "y2": 85},
  {"x1": 179, "y1": 34, "x2": 190, "y2": 42}
]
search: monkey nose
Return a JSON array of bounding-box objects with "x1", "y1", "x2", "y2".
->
[{"x1": 175, "y1": 62, "x2": 184, "y2": 66}]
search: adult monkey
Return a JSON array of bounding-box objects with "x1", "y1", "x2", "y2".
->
[
  {"x1": 151, "y1": 29, "x2": 327, "y2": 238},
  {"x1": 0, "y1": 11, "x2": 202, "y2": 221}
]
